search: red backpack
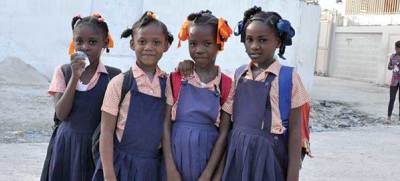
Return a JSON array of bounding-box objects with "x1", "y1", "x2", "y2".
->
[{"x1": 169, "y1": 71, "x2": 232, "y2": 106}]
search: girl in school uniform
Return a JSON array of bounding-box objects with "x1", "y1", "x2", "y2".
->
[
  {"x1": 163, "y1": 10, "x2": 233, "y2": 181},
  {"x1": 92, "y1": 11, "x2": 173, "y2": 181},
  {"x1": 222, "y1": 7, "x2": 310, "y2": 181},
  {"x1": 44, "y1": 13, "x2": 120, "y2": 181}
]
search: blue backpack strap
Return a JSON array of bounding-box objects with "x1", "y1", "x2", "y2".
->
[
  {"x1": 279, "y1": 65, "x2": 294, "y2": 130},
  {"x1": 234, "y1": 64, "x2": 248, "y2": 87}
]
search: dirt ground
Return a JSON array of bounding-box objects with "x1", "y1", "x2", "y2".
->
[
  {"x1": 0, "y1": 70, "x2": 399, "y2": 180},
  {"x1": 0, "y1": 57, "x2": 53, "y2": 143},
  {"x1": 0, "y1": 83, "x2": 53, "y2": 143}
]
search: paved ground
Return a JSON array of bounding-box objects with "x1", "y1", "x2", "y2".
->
[
  {"x1": 301, "y1": 76, "x2": 400, "y2": 180},
  {"x1": 0, "y1": 143, "x2": 47, "y2": 181},
  {"x1": 300, "y1": 125, "x2": 400, "y2": 181}
]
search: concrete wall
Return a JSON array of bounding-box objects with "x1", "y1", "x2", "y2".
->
[
  {"x1": 0, "y1": 0, "x2": 320, "y2": 91},
  {"x1": 316, "y1": 25, "x2": 400, "y2": 84},
  {"x1": 0, "y1": 0, "x2": 142, "y2": 78},
  {"x1": 329, "y1": 31, "x2": 383, "y2": 82},
  {"x1": 315, "y1": 10, "x2": 335, "y2": 76},
  {"x1": 344, "y1": 14, "x2": 400, "y2": 26}
]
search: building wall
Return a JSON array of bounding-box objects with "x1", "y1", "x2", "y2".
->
[
  {"x1": 0, "y1": 0, "x2": 142, "y2": 78},
  {"x1": 315, "y1": 10, "x2": 335, "y2": 76},
  {"x1": 344, "y1": 14, "x2": 400, "y2": 25},
  {"x1": 316, "y1": 25, "x2": 400, "y2": 84},
  {"x1": 0, "y1": 0, "x2": 320, "y2": 91},
  {"x1": 329, "y1": 31, "x2": 383, "y2": 82}
]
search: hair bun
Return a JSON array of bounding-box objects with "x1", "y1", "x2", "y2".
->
[
  {"x1": 187, "y1": 10, "x2": 213, "y2": 21},
  {"x1": 187, "y1": 13, "x2": 200, "y2": 21},
  {"x1": 120, "y1": 28, "x2": 133, "y2": 39},
  {"x1": 200, "y1": 10, "x2": 212, "y2": 15},
  {"x1": 244, "y1": 6, "x2": 262, "y2": 20},
  {"x1": 71, "y1": 15, "x2": 82, "y2": 30},
  {"x1": 167, "y1": 33, "x2": 174, "y2": 44}
]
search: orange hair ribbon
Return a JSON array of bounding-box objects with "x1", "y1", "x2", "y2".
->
[
  {"x1": 68, "y1": 40, "x2": 75, "y2": 55},
  {"x1": 177, "y1": 20, "x2": 191, "y2": 48},
  {"x1": 216, "y1": 17, "x2": 232, "y2": 50},
  {"x1": 107, "y1": 33, "x2": 114, "y2": 49}
]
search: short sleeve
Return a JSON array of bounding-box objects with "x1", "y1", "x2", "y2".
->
[
  {"x1": 291, "y1": 72, "x2": 310, "y2": 108},
  {"x1": 101, "y1": 74, "x2": 124, "y2": 116},
  {"x1": 48, "y1": 65, "x2": 66, "y2": 96},
  {"x1": 221, "y1": 80, "x2": 235, "y2": 115}
]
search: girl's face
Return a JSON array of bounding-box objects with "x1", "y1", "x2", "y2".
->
[
  {"x1": 131, "y1": 23, "x2": 169, "y2": 68},
  {"x1": 73, "y1": 25, "x2": 107, "y2": 63},
  {"x1": 188, "y1": 25, "x2": 219, "y2": 67},
  {"x1": 244, "y1": 21, "x2": 281, "y2": 65}
]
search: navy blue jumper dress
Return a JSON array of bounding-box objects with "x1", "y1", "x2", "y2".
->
[
  {"x1": 222, "y1": 73, "x2": 288, "y2": 181},
  {"x1": 170, "y1": 80, "x2": 221, "y2": 181},
  {"x1": 48, "y1": 73, "x2": 109, "y2": 181},
  {"x1": 92, "y1": 76, "x2": 166, "y2": 181}
]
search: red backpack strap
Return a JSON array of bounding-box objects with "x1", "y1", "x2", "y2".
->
[
  {"x1": 171, "y1": 71, "x2": 231, "y2": 105},
  {"x1": 219, "y1": 73, "x2": 232, "y2": 106},
  {"x1": 170, "y1": 72, "x2": 182, "y2": 104},
  {"x1": 301, "y1": 102, "x2": 312, "y2": 157}
]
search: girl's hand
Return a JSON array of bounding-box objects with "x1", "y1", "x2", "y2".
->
[
  {"x1": 104, "y1": 176, "x2": 117, "y2": 181},
  {"x1": 167, "y1": 169, "x2": 182, "y2": 181},
  {"x1": 198, "y1": 174, "x2": 211, "y2": 181},
  {"x1": 198, "y1": 170, "x2": 212, "y2": 181},
  {"x1": 177, "y1": 59, "x2": 195, "y2": 77},
  {"x1": 103, "y1": 167, "x2": 117, "y2": 181},
  {"x1": 211, "y1": 171, "x2": 223, "y2": 181},
  {"x1": 70, "y1": 52, "x2": 86, "y2": 79}
]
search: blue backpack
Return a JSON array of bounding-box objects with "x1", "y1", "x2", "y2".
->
[{"x1": 235, "y1": 65, "x2": 312, "y2": 162}]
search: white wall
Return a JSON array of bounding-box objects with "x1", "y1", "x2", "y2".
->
[
  {"x1": 316, "y1": 17, "x2": 334, "y2": 76},
  {"x1": 330, "y1": 32, "x2": 383, "y2": 82},
  {"x1": 0, "y1": 0, "x2": 320, "y2": 91},
  {"x1": 319, "y1": 0, "x2": 346, "y2": 14},
  {"x1": 0, "y1": 0, "x2": 142, "y2": 78},
  {"x1": 320, "y1": 25, "x2": 400, "y2": 84},
  {"x1": 345, "y1": 14, "x2": 400, "y2": 26}
]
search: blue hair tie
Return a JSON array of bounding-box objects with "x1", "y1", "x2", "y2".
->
[
  {"x1": 234, "y1": 20, "x2": 244, "y2": 36},
  {"x1": 277, "y1": 19, "x2": 295, "y2": 46}
]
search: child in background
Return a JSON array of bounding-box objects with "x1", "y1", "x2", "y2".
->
[{"x1": 387, "y1": 40, "x2": 400, "y2": 122}]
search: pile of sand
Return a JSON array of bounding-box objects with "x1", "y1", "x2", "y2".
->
[{"x1": 0, "y1": 57, "x2": 49, "y2": 85}]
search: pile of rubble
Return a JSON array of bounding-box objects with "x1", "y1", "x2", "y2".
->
[{"x1": 310, "y1": 100, "x2": 398, "y2": 132}]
